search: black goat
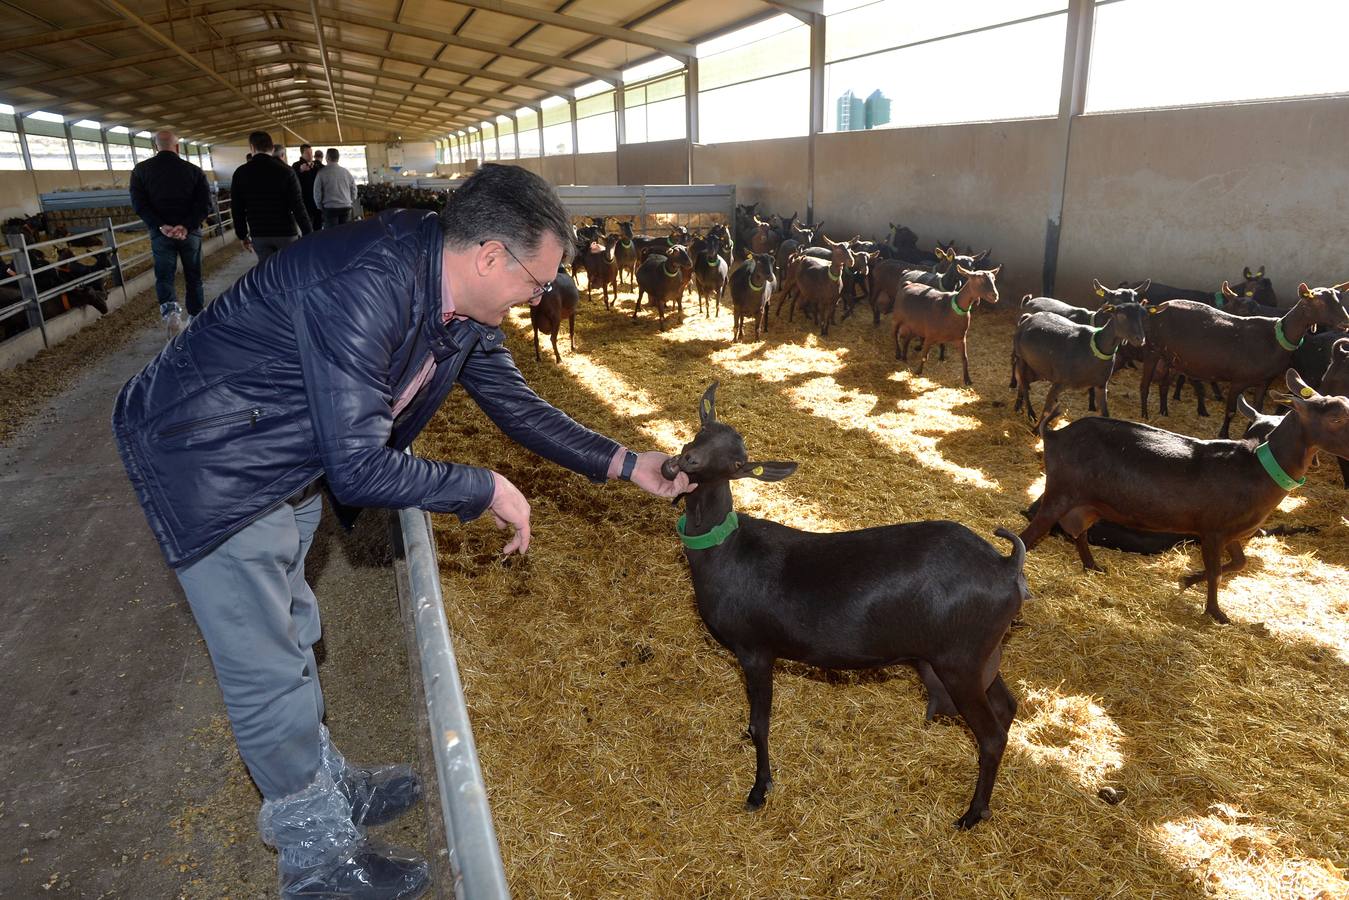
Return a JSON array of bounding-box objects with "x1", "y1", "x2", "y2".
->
[
  {"x1": 665, "y1": 383, "x2": 1028, "y2": 829},
  {"x1": 1021, "y1": 370, "x2": 1349, "y2": 623}
]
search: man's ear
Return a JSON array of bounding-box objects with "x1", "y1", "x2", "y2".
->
[{"x1": 732, "y1": 461, "x2": 798, "y2": 481}]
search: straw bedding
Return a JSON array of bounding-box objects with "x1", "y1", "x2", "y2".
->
[{"x1": 417, "y1": 283, "x2": 1349, "y2": 899}]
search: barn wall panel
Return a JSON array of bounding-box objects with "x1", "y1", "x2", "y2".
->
[
  {"x1": 573, "y1": 152, "x2": 618, "y2": 185},
  {"x1": 813, "y1": 122, "x2": 1060, "y2": 300},
  {"x1": 693, "y1": 138, "x2": 809, "y2": 229},
  {"x1": 1056, "y1": 97, "x2": 1349, "y2": 306},
  {"x1": 617, "y1": 140, "x2": 689, "y2": 186}
]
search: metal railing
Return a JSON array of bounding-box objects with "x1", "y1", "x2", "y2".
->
[
  {"x1": 0, "y1": 199, "x2": 233, "y2": 352},
  {"x1": 397, "y1": 506, "x2": 510, "y2": 900}
]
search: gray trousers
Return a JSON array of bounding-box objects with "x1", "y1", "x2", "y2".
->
[
  {"x1": 252, "y1": 234, "x2": 298, "y2": 265},
  {"x1": 176, "y1": 494, "x2": 325, "y2": 799}
]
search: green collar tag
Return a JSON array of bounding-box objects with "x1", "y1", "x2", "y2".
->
[
  {"x1": 1089, "y1": 326, "x2": 1114, "y2": 361},
  {"x1": 749, "y1": 277, "x2": 764, "y2": 291},
  {"x1": 827, "y1": 265, "x2": 841, "y2": 282},
  {"x1": 1256, "y1": 442, "x2": 1305, "y2": 491},
  {"x1": 950, "y1": 294, "x2": 969, "y2": 316},
  {"x1": 1275, "y1": 319, "x2": 1304, "y2": 351},
  {"x1": 663, "y1": 262, "x2": 679, "y2": 277},
  {"x1": 677, "y1": 510, "x2": 740, "y2": 549},
  {"x1": 1213, "y1": 290, "x2": 1225, "y2": 309},
  {"x1": 620, "y1": 239, "x2": 633, "y2": 248}
]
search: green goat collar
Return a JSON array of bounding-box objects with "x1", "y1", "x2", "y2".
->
[
  {"x1": 676, "y1": 510, "x2": 739, "y2": 549},
  {"x1": 1089, "y1": 327, "x2": 1114, "y2": 361},
  {"x1": 950, "y1": 294, "x2": 969, "y2": 316},
  {"x1": 1212, "y1": 290, "x2": 1225, "y2": 309},
  {"x1": 1275, "y1": 319, "x2": 1304, "y2": 352},
  {"x1": 1256, "y1": 442, "x2": 1306, "y2": 491}
]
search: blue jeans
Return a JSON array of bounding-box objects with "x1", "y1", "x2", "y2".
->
[
  {"x1": 175, "y1": 493, "x2": 325, "y2": 798},
  {"x1": 151, "y1": 231, "x2": 204, "y2": 317}
]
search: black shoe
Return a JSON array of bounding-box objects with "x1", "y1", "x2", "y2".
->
[
  {"x1": 281, "y1": 839, "x2": 431, "y2": 899},
  {"x1": 339, "y1": 765, "x2": 423, "y2": 827}
]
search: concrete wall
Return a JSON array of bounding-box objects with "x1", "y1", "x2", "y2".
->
[
  {"x1": 0, "y1": 169, "x2": 134, "y2": 221},
  {"x1": 815, "y1": 121, "x2": 1060, "y2": 298},
  {"x1": 541, "y1": 154, "x2": 576, "y2": 186},
  {"x1": 574, "y1": 152, "x2": 618, "y2": 185},
  {"x1": 617, "y1": 140, "x2": 690, "y2": 185},
  {"x1": 1055, "y1": 95, "x2": 1349, "y2": 306},
  {"x1": 694, "y1": 137, "x2": 809, "y2": 224}
]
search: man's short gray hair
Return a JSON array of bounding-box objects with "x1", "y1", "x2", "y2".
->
[
  {"x1": 441, "y1": 164, "x2": 573, "y2": 264},
  {"x1": 153, "y1": 130, "x2": 177, "y2": 151}
]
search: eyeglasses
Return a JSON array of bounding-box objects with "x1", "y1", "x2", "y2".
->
[{"x1": 481, "y1": 240, "x2": 553, "y2": 299}]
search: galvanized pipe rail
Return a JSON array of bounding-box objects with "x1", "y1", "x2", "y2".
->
[
  {"x1": 0, "y1": 200, "x2": 233, "y2": 351},
  {"x1": 397, "y1": 505, "x2": 510, "y2": 900}
]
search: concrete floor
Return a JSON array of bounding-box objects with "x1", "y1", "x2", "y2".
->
[{"x1": 0, "y1": 252, "x2": 430, "y2": 898}]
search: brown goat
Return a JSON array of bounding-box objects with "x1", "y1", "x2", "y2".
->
[
  {"x1": 892, "y1": 266, "x2": 1001, "y2": 384},
  {"x1": 633, "y1": 245, "x2": 694, "y2": 330},
  {"x1": 530, "y1": 268, "x2": 580, "y2": 363},
  {"x1": 581, "y1": 233, "x2": 622, "y2": 310},
  {"x1": 1022, "y1": 369, "x2": 1349, "y2": 623},
  {"x1": 1140, "y1": 282, "x2": 1349, "y2": 437}
]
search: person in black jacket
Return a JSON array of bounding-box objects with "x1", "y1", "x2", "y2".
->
[
  {"x1": 231, "y1": 131, "x2": 312, "y2": 264},
  {"x1": 297, "y1": 149, "x2": 324, "y2": 233},
  {"x1": 129, "y1": 130, "x2": 209, "y2": 324},
  {"x1": 113, "y1": 164, "x2": 691, "y2": 898}
]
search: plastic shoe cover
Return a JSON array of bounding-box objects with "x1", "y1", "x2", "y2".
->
[
  {"x1": 258, "y1": 766, "x2": 362, "y2": 872},
  {"x1": 320, "y1": 726, "x2": 424, "y2": 827},
  {"x1": 159, "y1": 301, "x2": 183, "y2": 320},
  {"x1": 279, "y1": 838, "x2": 431, "y2": 900}
]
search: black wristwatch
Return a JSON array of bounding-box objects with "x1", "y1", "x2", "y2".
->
[{"x1": 619, "y1": 449, "x2": 639, "y2": 481}]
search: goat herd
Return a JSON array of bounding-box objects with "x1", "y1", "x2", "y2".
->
[
  {"x1": 536, "y1": 204, "x2": 1349, "y2": 833},
  {"x1": 1, "y1": 212, "x2": 118, "y2": 341}
]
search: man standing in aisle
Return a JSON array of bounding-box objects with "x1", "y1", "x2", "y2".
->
[
  {"x1": 113, "y1": 164, "x2": 691, "y2": 898},
  {"x1": 313, "y1": 147, "x2": 356, "y2": 228},
  {"x1": 128, "y1": 129, "x2": 209, "y2": 334},
  {"x1": 297, "y1": 146, "x2": 324, "y2": 232},
  {"x1": 230, "y1": 131, "x2": 312, "y2": 264}
]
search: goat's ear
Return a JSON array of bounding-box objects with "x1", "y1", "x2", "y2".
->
[
  {"x1": 1299, "y1": 282, "x2": 1315, "y2": 300},
  {"x1": 1257, "y1": 266, "x2": 1266, "y2": 278},
  {"x1": 956, "y1": 264, "x2": 974, "y2": 277},
  {"x1": 733, "y1": 460, "x2": 797, "y2": 482},
  {"x1": 1244, "y1": 266, "x2": 1254, "y2": 280},
  {"x1": 935, "y1": 246, "x2": 951, "y2": 262},
  {"x1": 973, "y1": 248, "x2": 991, "y2": 262},
  {"x1": 1333, "y1": 337, "x2": 1349, "y2": 360},
  {"x1": 1093, "y1": 278, "x2": 1106, "y2": 297},
  {"x1": 1332, "y1": 279, "x2": 1349, "y2": 292},
  {"x1": 1100, "y1": 303, "x2": 1115, "y2": 313},
  {"x1": 1221, "y1": 281, "x2": 1239, "y2": 298},
  {"x1": 1286, "y1": 368, "x2": 1318, "y2": 404},
  {"x1": 699, "y1": 381, "x2": 720, "y2": 425},
  {"x1": 1236, "y1": 395, "x2": 1261, "y2": 420}
]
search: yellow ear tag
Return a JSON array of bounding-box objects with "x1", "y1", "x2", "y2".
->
[
  {"x1": 702, "y1": 399, "x2": 711, "y2": 414},
  {"x1": 1095, "y1": 287, "x2": 1105, "y2": 297},
  {"x1": 1148, "y1": 306, "x2": 1159, "y2": 314},
  {"x1": 1301, "y1": 387, "x2": 1315, "y2": 398},
  {"x1": 752, "y1": 465, "x2": 764, "y2": 476}
]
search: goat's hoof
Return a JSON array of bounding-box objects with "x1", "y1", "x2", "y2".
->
[
  {"x1": 1178, "y1": 573, "x2": 1202, "y2": 590},
  {"x1": 744, "y1": 783, "x2": 772, "y2": 811},
  {"x1": 1206, "y1": 607, "x2": 1232, "y2": 625},
  {"x1": 955, "y1": 807, "x2": 990, "y2": 831}
]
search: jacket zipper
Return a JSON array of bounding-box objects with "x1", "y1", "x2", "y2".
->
[{"x1": 158, "y1": 407, "x2": 263, "y2": 438}]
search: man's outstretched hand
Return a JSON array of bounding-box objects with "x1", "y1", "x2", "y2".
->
[
  {"x1": 488, "y1": 471, "x2": 531, "y2": 555},
  {"x1": 629, "y1": 451, "x2": 692, "y2": 499}
]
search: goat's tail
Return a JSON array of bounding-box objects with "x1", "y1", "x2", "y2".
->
[
  {"x1": 994, "y1": 527, "x2": 1031, "y2": 604},
  {"x1": 1019, "y1": 292, "x2": 1034, "y2": 308},
  {"x1": 1037, "y1": 403, "x2": 1062, "y2": 440},
  {"x1": 994, "y1": 527, "x2": 1027, "y2": 574}
]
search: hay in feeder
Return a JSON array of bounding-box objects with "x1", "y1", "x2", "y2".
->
[{"x1": 416, "y1": 283, "x2": 1349, "y2": 899}]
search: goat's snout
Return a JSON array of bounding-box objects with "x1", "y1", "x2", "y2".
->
[{"x1": 661, "y1": 456, "x2": 683, "y2": 480}]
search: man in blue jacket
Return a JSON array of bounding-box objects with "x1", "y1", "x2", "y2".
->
[{"x1": 112, "y1": 164, "x2": 689, "y2": 899}]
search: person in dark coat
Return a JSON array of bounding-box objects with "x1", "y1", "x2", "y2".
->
[
  {"x1": 297, "y1": 149, "x2": 324, "y2": 232},
  {"x1": 128, "y1": 129, "x2": 209, "y2": 329},
  {"x1": 112, "y1": 164, "x2": 690, "y2": 899},
  {"x1": 230, "y1": 130, "x2": 311, "y2": 264}
]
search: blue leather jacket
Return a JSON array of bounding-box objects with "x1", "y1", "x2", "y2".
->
[{"x1": 113, "y1": 209, "x2": 619, "y2": 568}]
